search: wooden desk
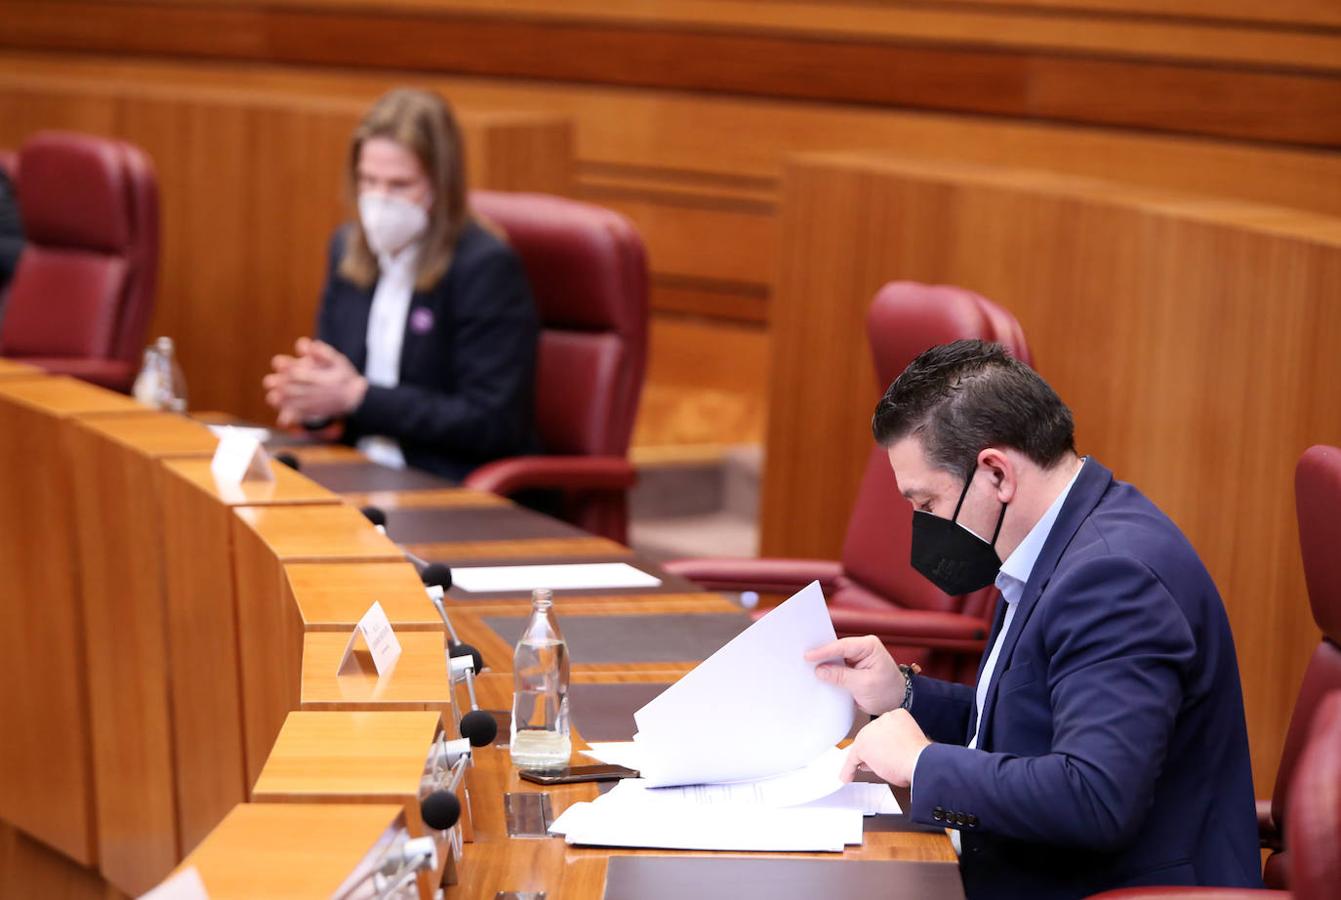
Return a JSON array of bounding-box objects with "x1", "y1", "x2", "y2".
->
[
  {"x1": 0, "y1": 358, "x2": 42, "y2": 377},
  {"x1": 172, "y1": 803, "x2": 409, "y2": 899},
  {"x1": 288, "y1": 560, "x2": 440, "y2": 631},
  {"x1": 252, "y1": 710, "x2": 447, "y2": 899},
  {"x1": 301, "y1": 630, "x2": 453, "y2": 713},
  {"x1": 0, "y1": 378, "x2": 145, "y2": 869},
  {"x1": 231, "y1": 504, "x2": 404, "y2": 790}
]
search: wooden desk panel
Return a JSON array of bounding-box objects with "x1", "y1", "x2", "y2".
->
[
  {"x1": 0, "y1": 359, "x2": 42, "y2": 376},
  {"x1": 163, "y1": 457, "x2": 337, "y2": 506},
  {"x1": 0, "y1": 375, "x2": 144, "y2": 415},
  {"x1": 231, "y1": 505, "x2": 402, "y2": 787},
  {"x1": 0, "y1": 394, "x2": 98, "y2": 865},
  {"x1": 64, "y1": 418, "x2": 196, "y2": 894},
  {"x1": 301, "y1": 631, "x2": 453, "y2": 713},
  {"x1": 235, "y1": 504, "x2": 403, "y2": 562},
  {"x1": 157, "y1": 460, "x2": 343, "y2": 840},
  {"x1": 175, "y1": 803, "x2": 407, "y2": 900},
  {"x1": 252, "y1": 711, "x2": 443, "y2": 802},
  {"x1": 73, "y1": 411, "x2": 219, "y2": 459},
  {"x1": 287, "y1": 560, "x2": 439, "y2": 632}
]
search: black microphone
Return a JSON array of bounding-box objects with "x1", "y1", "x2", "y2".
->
[
  {"x1": 360, "y1": 504, "x2": 387, "y2": 530},
  {"x1": 422, "y1": 564, "x2": 485, "y2": 674},
  {"x1": 449, "y1": 655, "x2": 498, "y2": 747},
  {"x1": 420, "y1": 789, "x2": 462, "y2": 832},
  {"x1": 273, "y1": 451, "x2": 301, "y2": 471}
]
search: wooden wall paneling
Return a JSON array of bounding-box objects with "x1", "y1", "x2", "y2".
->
[
  {"x1": 229, "y1": 505, "x2": 403, "y2": 788},
  {"x1": 761, "y1": 154, "x2": 1341, "y2": 796},
  {"x1": 61, "y1": 414, "x2": 217, "y2": 896},
  {"x1": 0, "y1": 380, "x2": 142, "y2": 868},
  {"x1": 3, "y1": 2, "x2": 1339, "y2": 148},
  {"x1": 156, "y1": 458, "x2": 340, "y2": 849}
]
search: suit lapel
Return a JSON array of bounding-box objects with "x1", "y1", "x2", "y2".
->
[
  {"x1": 974, "y1": 458, "x2": 1114, "y2": 749},
  {"x1": 966, "y1": 592, "x2": 1008, "y2": 741}
]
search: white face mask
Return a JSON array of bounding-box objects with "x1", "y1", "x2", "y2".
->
[{"x1": 358, "y1": 192, "x2": 429, "y2": 258}]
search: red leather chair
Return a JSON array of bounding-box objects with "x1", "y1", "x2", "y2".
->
[
  {"x1": 1086, "y1": 691, "x2": 1341, "y2": 900},
  {"x1": 667, "y1": 282, "x2": 1033, "y2": 682},
  {"x1": 0, "y1": 131, "x2": 159, "y2": 391},
  {"x1": 1257, "y1": 444, "x2": 1341, "y2": 887},
  {"x1": 464, "y1": 191, "x2": 647, "y2": 544}
]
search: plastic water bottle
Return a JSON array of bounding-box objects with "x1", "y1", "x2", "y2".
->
[
  {"x1": 509, "y1": 589, "x2": 571, "y2": 770},
  {"x1": 132, "y1": 336, "x2": 188, "y2": 412}
]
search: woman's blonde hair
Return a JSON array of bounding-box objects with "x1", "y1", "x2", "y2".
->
[{"x1": 338, "y1": 88, "x2": 470, "y2": 291}]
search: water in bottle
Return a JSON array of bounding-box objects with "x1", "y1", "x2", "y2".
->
[{"x1": 509, "y1": 589, "x2": 571, "y2": 770}]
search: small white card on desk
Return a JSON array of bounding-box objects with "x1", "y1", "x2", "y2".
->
[
  {"x1": 337, "y1": 601, "x2": 402, "y2": 677},
  {"x1": 137, "y1": 865, "x2": 210, "y2": 900},
  {"x1": 209, "y1": 427, "x2": 274, "y2": 486},
  {"x1": 451, "y1": 562, "x2": 662, "y2": 593}
]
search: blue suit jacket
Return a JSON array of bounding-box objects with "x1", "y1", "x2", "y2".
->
[
  {"x1": 908, "y1": 459, "x2": 1261, "y2": 899},
  {"x1": 316, "y1": 222, "x2": 540, "y2": 481}
]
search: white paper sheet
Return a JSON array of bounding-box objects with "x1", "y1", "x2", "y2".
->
[
  {"x1": 794, "y1": 782, "x2": 903, "y2": 816},
  {"x1": 604, "y1": 746, "x2": 846, "y2": 810},
  {"x1": 450, "y1": 562, "x2": 662, "y2": 593},
  {"x1": 548, "y1": 801, "x2": 861, "y2": 852},
  {"x1": 581, "y1": 741, "x2": 645, "y2": 770},
  {"x1": 631, "y1": 581, "x2": 853, "y2": 786}
]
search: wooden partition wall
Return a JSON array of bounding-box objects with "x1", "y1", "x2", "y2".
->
[
  {"x1": 761, "y1": 154, "x2": 1341, "y2": 797},
  {"x1": 3, "y1": 0, "x2": 1337, "y2": 444}
]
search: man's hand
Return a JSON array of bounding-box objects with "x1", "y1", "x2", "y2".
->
[
  {"x1": 804, "y1": 635, "x2": 906, "y2": 715},
  {"x1": 839, "y1": 710, "x2": 931, "y2": 787}
]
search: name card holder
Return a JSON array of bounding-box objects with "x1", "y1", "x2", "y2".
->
[{"x1": 210, "y1": 427, "x2": 274, "y2": 486}]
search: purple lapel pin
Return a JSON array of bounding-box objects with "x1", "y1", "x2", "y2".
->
[{"x1": 409, "y1": 307, "x2": 435, "y2": 335}]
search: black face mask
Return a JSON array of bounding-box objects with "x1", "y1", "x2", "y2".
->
[{"x1": 909, "y1": 469, "x2": 1006, "y2": 596}]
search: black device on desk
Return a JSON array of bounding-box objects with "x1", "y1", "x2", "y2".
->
[{"x1": 519, "y1": 764, "x2": 639, "y2": 785}]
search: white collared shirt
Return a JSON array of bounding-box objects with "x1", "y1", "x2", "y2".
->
[
  {"x1": 919, "y1": 459, "x2": 1084, "y2": 853},
  {"x1": 355, "y1": 245, "x2": 419, "y2": 469}
]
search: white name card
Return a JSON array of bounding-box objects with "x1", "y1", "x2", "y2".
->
[
  {"x1": 210, "y1": 427, "x2": 274, "y2": 486},
  {"x1": 337, "y1": 601, "x2": 403, "y2": 677},
  {"x1": 138, "y1": 865, "x2": 210, "y2": 900}
]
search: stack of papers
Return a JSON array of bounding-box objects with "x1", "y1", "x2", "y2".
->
[{"x1": 548, "y1": 582, "x2": 900, "y2": 852}]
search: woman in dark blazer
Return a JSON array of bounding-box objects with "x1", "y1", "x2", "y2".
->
[{"x1": 264, "y1": 88, "x2": 539, "y2": 481}]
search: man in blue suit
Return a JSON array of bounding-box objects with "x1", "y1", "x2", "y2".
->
[{"x1": 808, "y1": 340, "x2": 1261, "y2": 899}]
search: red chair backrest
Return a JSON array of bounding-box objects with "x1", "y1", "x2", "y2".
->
[
  {"x1": 1285, "y1": 690, "x2": 1341, "y2": 900},
  {"x1": 470, "y1": 191, "x2": 647, "y2": 459},
  {"x1": 0, "y1": 131, "x2": 158, "y2": 383},
  {"x1": 1271, "y1": 446, "x2": 1341, "y2": 848},
  {"x1": 839, "y1": 283, "x2": 1033, "y2": 621}
]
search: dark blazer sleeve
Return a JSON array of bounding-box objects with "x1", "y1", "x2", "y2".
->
[
  {"x1": 908, "y1": 674, "x2": 976, "y2": 745},
  {"x1": 315, "y1": 230, "x2": 345, "y2": 348},
  {"x1": 347, "y1": 241, "x2": 538, "y2": 460},
  {"x1": 909, "y1": 555, "x2": 1196, "y2": 851}
]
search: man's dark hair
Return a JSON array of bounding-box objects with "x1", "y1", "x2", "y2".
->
[{"x1": 872, "y1": 339, "x2": 1075, "y2": 479}]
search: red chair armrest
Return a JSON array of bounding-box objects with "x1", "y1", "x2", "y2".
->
[
  {"x1": 464, "y1": 455, "x2": 636, "y2": 496},
  {"x1": 661, "y1": 557, "x2": 845, "y2": 594},
  {"x1": 826, "y1": 606, "x2": 990, "y2": 653}
]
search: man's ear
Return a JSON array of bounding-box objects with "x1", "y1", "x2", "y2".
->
[{"x1": 978, "y1": 447, "x2": 1015, "y2": 502}]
